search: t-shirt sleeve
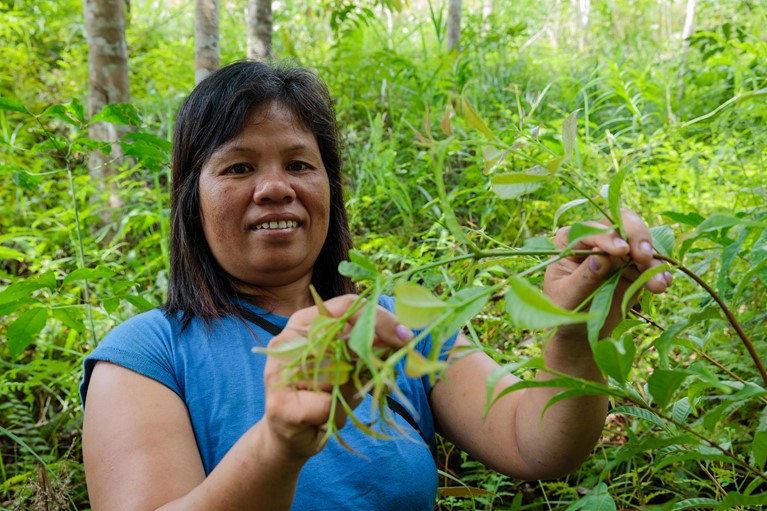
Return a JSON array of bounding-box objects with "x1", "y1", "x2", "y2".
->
[{"x1": 80, "y1": 309, "x2": 181, "y2": 407}]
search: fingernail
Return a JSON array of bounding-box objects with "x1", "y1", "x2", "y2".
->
[
  {"x1": 664, "y1": 270, "x2": 673, "y2": 285},
  {"x1": 614, "y1": 238, "x2": 629, "y2": 249},
  {"x1": 396, "y1": 324, "x2": 413, "y2": 341},
  {"x1": 589, "y1": 256, "x2": 602, "y2": 272},
  {"x1": 654, "y1": 274, "x2": 666, "y2": 285},
  {"x1": 640, "y1": 241, "x2": 653, "y2": 256}
]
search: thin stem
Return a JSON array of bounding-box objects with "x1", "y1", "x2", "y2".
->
[{"x1": 654, "y1": 254, "x2": 767, "y2": 387}]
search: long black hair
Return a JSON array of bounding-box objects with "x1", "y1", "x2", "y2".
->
[{"x1": 165, "y1": 61, "x2": 354, "y2": 326}]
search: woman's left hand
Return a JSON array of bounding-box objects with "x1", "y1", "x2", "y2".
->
[{"x1": 543, "y1": 208, "x2": 673, "y2": 340}]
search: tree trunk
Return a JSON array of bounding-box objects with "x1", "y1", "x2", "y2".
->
[
  {"x1": 446, "y1": 0, "x2": 462, "y2": 52},
  {"x1": 677, "y1": 0, "x2": 697, "y2": 104},
  {"x1": 83, "y1": 0, "x2": 130, "y2": 210},
  {"x1": 577, "y1": 0, "x2": 590, "y2": 51},
  {"x1": 195, "y1": 0, "x2": 220, "y2": 84},
  {"x1": 247, "y1": 0, "x2": 272, "y2": 61}
]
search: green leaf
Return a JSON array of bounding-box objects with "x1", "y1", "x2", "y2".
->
[
  {"x1": 404, "y1": 348, "x2": 446, "y2": 378},
  {"x1": 431, "y1": 286, "x2": 493, "y2": 346},
  {"x1": 90, "y1": 103, "x2": 142, "y2": 126},
  {"x1": 63, "y1": 267, "x2": 116, "y2": 285},
  {"x1": 0, "y1": 273, "x2": 56, "y2": 306},
  {"x1": 620, "y1": 263, "x2": 671, "y2": 316},
  {"x1": 593, "y1": 334, "x2": 635, "y2": 383},
  {"x1": 460, "y1": 95, "x2": 497, "y2": 141},
  {"x1": 650, "y1": 225, "x2": 675, "y2": 258},
  {"x1": 41, "y1": 104, "x2": 80, "y2": 126},
  {"x1": 0, "y1": 96, "x2": 30, "y2": 114},
  {"x1": 587, "y1": 272, "x2": 621, "y2": 346},
  {"x1": 694, "y1": 213, "x2": 748, "y2": 235},
  {"x1": 610, "y1": 405, "x2": 673, "y2": 434},
  {"x1": 394, "y1": 282, "x2": 448, "y2": 329},
  {"x1": 0, "y1": 246, "x2": 26, "y2": 262},
  {"x1": 553, "y1": 198, "x2": 589, "y2": 227},
  {"x1": 123, "y1": 293, "x2": 158, "y2": 312},
  {"x1": 338, "y1": 250, "x2": 379, "y2": 282},
  {"x1": 7, "y1": 308, "x2": 48, "y2": 358},
  {"x1": 490, "y1": 168, "x2": 548, "y2": 199},
  {"x1": 504, "y1": 276, "x2": 594, "y2": 330},
  {"x1": 751, "y1": 429, "x2": 767, "y2": 470},
  {"x1": 522, "y1": 236, "x2": 557, "y2": 251},
  {"x1": 661, "y1": 210, "x2": 705, "y2": 227},
  {"x1": 348, "y1": 293, "x2": 378, "y2": 364},
  {"x1": 648, "y1": 369, "x2": 689, "y2": 408},
  {"x1": 565, "y1": 483, "x2": 616, "y2": 511},
  {"x1": 561, "y1": 111, "x2": 578, "y2": 160},
  {"x1": 607, "y1": 166, "x2": 630, "y2": 238},
  {"x1": 566, "y1": 222, "x2": 611, "y2": 249},
  {"x1": 252, "y1": 336, "x2": 309, "y2": 361}
]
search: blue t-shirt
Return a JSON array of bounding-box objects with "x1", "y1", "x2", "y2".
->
[{"x1": 81, "y1": 295, "x2": 455, "y2": 510}]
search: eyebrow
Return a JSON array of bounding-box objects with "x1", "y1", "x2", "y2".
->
[{"x1": 212, "y1": 143, "x2": 319, "y2": 159}]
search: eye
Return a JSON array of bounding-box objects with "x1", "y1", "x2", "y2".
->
[
  {"x1": 286, "y1": 161, "x2": 310, "y2": 172},
  {"x1": 227, "y1": 163, "x2": 253, "y2": 175}
]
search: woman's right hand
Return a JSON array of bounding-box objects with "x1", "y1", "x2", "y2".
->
[{"x1": 261, "y1": 294, "x2": 414, "y2": 461}]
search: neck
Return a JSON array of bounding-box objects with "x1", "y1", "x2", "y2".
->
[{"x1": 237, "y1": 278, "x2": 315, "y2": 317}]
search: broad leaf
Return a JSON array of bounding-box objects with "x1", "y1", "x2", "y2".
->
[
  {"x1": 650, "y1": 225, "x2": 675, "y2": 257},
  {"x1": 91, "y1": 103, "x2": 142, "y2": 126},
  {"x1": 504, "y1": 276, "x2": 593, "y2": 330},
  {"x1": 648, "y1": 369, "x2": 689, "y2": 408},
  {"x1": 0, "y1": 96, "x2": 30, "y2": 114},
  {"x1": 349, "y1": 292, "x2": 378, "y2": 364},
  {"x1": 587, "y1": 272, "x2": 621, "y2": 346},
  {"x1": 394, "y1": 282, "x2": 448, "y2": 329},
  {"x1": 404, "y1": 348, "x2": 446, "y2": 378},
  {"x1": 63, "y1": 266, "x2": 116, "y2": 285},
  {"x1": 8, "y1": 308, "x2": 48, "y2": 358},
  {"x1": 460, "y1": 95, "x2": 497, "y2": 141},
  {"x1": 561, "y1": 111, "x2": 578, "y2": 160},
  {"x1": 594, "y1": 334, "x2": 635, "y2": 383},
  {"x1": 565, "y1": 483, "x2": 616, "y2": 511}
]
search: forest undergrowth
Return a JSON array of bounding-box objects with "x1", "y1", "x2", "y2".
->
[{"x1": 1, "y1": 0, "x2": 766, "y2": 509}]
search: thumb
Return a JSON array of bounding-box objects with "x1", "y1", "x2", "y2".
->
[{"x1": 557, "y1": 254, "x2": 614, "y2": 310}]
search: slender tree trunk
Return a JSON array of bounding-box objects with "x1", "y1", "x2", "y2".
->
[
  {"x1": 577, "y1": 0, "x2": 590, "y2": 51},
  {"x1": 677, "y1": 0, "x2": 697, "y2": 103},
  {"x1": 83, "y1": 0, "x2": 130, "y2": 210},
  {"x1": 247, "y1": 0, "x2": 272, "y2": 61},
  {"x1": 446, "y1": 0, "x2": 461, "y2": 52},
  {"x1": 195, "y1": 0, "x2": 219, "y2": 84}
]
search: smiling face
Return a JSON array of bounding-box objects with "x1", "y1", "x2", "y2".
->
[{"x1": 197, "y1": 103, "x2": 331, "y2": 301}]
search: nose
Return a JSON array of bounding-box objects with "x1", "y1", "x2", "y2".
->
[{"x1": 253, "y1": 168, "x2": 296, "y2": 203}]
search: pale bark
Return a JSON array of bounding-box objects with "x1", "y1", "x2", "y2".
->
[
  {"x1": 195, "y1": 0, "x2": 220, "y2": 84},
  {"x1": 84, "y1": 0, "x2": 131, "y2": 210},
  {"x1": 247, "y1": 0, "x2": 273, "y2": 61},
  {"x1": 681, "y1": 0, "x2": 697, "y2": 53},
  {"x1": 446, "y1": 0, "x2": 462, "y2": 52},
  {"x1": 577, "y1": 0, "x2": 590, "y2": 51}
]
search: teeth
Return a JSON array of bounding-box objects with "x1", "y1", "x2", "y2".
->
[{"x1": 254, "y1": 220, "x2": 298, "y2": 230}]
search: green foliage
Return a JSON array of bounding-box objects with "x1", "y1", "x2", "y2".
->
[{"x1": 2, "y1": 0, "x2": 767, "y2": 509}]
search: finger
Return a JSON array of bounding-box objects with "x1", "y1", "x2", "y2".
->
[
  {"x1": 620, "y1": 209, "x2": 654, "y2": 270},
  {"x1": 556, "y1": 222, "x2": 631, "y2": 259},
  {"x1": 322, "y1": 295, "x2": 414, "y2": 348},
  {"x1": 642, "y1": 259, "x2": 674, "y2": 294}
]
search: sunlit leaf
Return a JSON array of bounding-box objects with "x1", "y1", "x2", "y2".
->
[
  {"x1": 504, "y1": 276, "x2": 594, "y2": 330},
  {"x1": 431, "y1": 286, "x2": 493, "y2": 347},
  {"x1": 561, "y1": 111, "x2": 578, "y2": 160},
  {"x1": 0, "y1": 246, "x2": 26, "y2": 262},
  {"x1": 41, "y1": 104, "x2": 80, "y2": 126},
  {"x1": 404, "y1": 348, "x2": 446, "y2": 378},
  {"x1": 491, "y1": 168, "x2": 548, "y2": 199},
  {"x1": 554, "y1": 198, "x2": 589, "y2": 227},
  {"x1": 252, "y1": 336, "x2": 309, "y2": 361},
  {"x1": 607, "y1": 166, "x2": 630, "y2": 238},
  {"x1": 620, "y1": 263, "x2": 671, "y2": 315},
  {"x1": 90, "y1": 103, "x2": 142, "y2": 126},
  {"x1": 339, "y1": 250, "x2": 379, "y2": 282},
  {"x1": 349, "y1": 294, "x2": 378, "y2": 363},
  {"x1": 394, "y1": 282, "x2": 447, "y2": 329},
  {"x1": 460, "y1": 95, "x2": 497, "y2": 141}
]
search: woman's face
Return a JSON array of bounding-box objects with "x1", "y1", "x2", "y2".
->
[{"x1": 198, "y1": 103, "x2": 330, "y2": 295}]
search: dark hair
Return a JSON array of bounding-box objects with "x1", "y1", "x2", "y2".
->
[{"x1": 165, "y1": 60, "x2": 354, "y2": 325}]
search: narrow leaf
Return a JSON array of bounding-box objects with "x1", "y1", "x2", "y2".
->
[
  {"x1": 491, "y1": 169, "x2": 548, "y2": 199},
  {"x1": 505, "y1": 276, "x2": 594, "y2": 330},
  {"x1": 561, "y1": 111, "x2": 578, "y2": 160},
  {"x1": 650, "y1": 225, "x2": 675, "y2": 257},
  {"x1": 404, "y1": 348, "x2": 446, "y2": 378},
  {"x1": 63, "y1": 267, "x2": 116, "y2": 285},
  {"x1": 0, "y1": 97, "x2": 30, "y2": 114},
  {"x1": 607, "y1": 166, "x2": 630, "y2": 238},
  {"x1": 553, "y1": 198, "x2": 589, "y2": 227},
  {"x1": 460, "y1": 95, "x2": 497, "y2": 141},
  {"x1": 0, "y1": 246, "x2": 27, "y2": 262},
  {"x1": 611, "y1": 405, "x2": 673, "y2": 434},
  {"x1": 349, "y1": 294, "x2": 378, "y2": 363},
  {"x1": 620, "y1": 263, "x2": 671, "y2": 315},
  {"x1": 587, "y1": 272, "x2": 621, "y2": 346}
]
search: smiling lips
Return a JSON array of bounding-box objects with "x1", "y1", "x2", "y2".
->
[{"x1": 252, "y1": 220, "x2": 299, "y2": 230}]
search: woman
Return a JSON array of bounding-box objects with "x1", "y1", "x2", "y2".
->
[{"x1": 81, "y1": 61, "x2": 672, "y2": 510}]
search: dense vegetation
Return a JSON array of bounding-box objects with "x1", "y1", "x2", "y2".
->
[{"x1": 1, "y1": 0, "x2": 766, "y2": 509}]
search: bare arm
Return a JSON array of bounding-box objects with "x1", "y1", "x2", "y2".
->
[
  {"x1": 431, "y1": 209, "x2": 672, "y2": 479},
  {"x1": 82, "y1": 295, "x2": 412, "y2": 510}
]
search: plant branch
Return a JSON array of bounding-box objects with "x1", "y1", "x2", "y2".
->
[{"x1": 654, "y1": 254, "x2": 767, "y2": 387}]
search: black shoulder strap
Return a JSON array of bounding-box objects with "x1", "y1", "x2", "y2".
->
[{"x1": 240, "y1": 309, "x2": 429, "y2": 448}]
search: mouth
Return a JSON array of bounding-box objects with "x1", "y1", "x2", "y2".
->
[{"x1": 251, "y1": 220, "x2": 299, "y2": 231}]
